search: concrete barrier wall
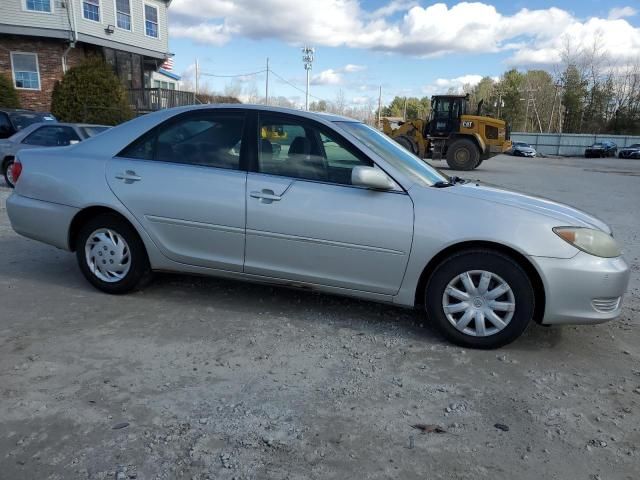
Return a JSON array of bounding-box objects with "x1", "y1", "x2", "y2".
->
[{"x1": 510, "y1": 132, "x2": 640, "y2": 157}]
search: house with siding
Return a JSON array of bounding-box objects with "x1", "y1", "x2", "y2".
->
[{"x1": 0, "y1": 0, "x2": 172, "y2": 111}]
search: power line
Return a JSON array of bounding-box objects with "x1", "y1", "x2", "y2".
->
[
  {"x1": 199, "y1": 69, "x2": 267, "y2": 78},
  {"x1": 193, "y1": 62, "x2": 329, "y2": 105},
  {"x1": 269, "y1": 69, "x2": 328, "y2": 103}
]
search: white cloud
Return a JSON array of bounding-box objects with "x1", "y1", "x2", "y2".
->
[
  {"x1": 423, "y1": 74, "x2": 498, "y2": 96},
  {"x1": 311, "y1": 69, "x2": 343, "y2": 85},
  {"x1": 369, "y1": 0, "x2": 418, "y2": 19},
  {"x1": 609, "y1": 6, "x2": 637, "y2": 20},
  {"x1": 310, "y1": 64, "x2": 367, "y2": 85},
  {"x1": 169, "y1": 0, "x2": 640, "y2": 67},
  {"x1": 343, "y1": 64, "x2": 366, "y2": 73}
]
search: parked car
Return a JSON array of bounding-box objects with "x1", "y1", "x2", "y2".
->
[
  {"x1": 510, "y1": 142, "x2": 537, "y2": 157},
  {"x1": 1, "y1": 122, "x2": 109, "y2": 187},
  {"x1": 618, "y1": 143, "x2": 640, "y2": 159},
  {"x1": 0, "y1": 108, "x2": 57, "y2": 139},
  {"x1": 584, "y1": 141, "x2": 617, "y2": 158},
  {"x1": 6, "y1": 105, "x2": 630, "y2": 349}
]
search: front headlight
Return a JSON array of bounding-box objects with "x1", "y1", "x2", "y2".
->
[{"x1": 553, "y1": 227, "x2": 622, "y2": 258}]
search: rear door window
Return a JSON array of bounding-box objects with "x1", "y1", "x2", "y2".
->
[{"x1": 119, "y1": 111, "x2": 245, "y2": 171}]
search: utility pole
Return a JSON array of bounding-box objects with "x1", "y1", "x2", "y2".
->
[
  {"x1": 403, "y1": 96, "x2": 408, "y2": 121},
  {"x1": 194, "y1": 58, "x2": 199, "y2": 96},
  {"x1": 547, "y1": 82, "x2": 561, "y2": 133},
  {"x1": 377, "y1": 86, "x2": 382, "y2": 128},
  {"x1": 265, "y1": 57, "x2": 269, "y2": 105},
  {"x1": 302, "y1": 46, "x2": 315, "y2": 110}
]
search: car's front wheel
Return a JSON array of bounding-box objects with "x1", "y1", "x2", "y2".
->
[
  {"x1": 76, "y1": 214, "x2": 152, "y2": 294},
  {"x1": 425, "y1": 249, "x2": 535, "y2": 349}
]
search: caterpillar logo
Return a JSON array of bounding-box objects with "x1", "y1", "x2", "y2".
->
[{"x1": 462, "y1": 120, "x2": 474, "y2": 128}]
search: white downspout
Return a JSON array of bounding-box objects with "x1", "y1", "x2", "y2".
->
[{"x1": 62, "y1": 0, "x2": 79, "y2": 73}]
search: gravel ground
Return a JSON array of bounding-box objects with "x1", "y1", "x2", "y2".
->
[{"x1": 1, "y1": 154, "x2": 639, "y2": 480}]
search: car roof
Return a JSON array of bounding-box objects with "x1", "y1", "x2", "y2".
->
[
  {"x1": 70, "y1": 104, "x2": 362, "y2": 159},
  {"x1": 23, "y1": 122, "x2": 107, "y2": 128},
  {"x1": 0, "y1": 108, "x2": 50, "y2": 114},
  {"x1": 160, "y1": 104, "x2": 361, "y2": 123}
]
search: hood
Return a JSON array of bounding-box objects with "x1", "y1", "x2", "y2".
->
[
  {"x1": 588, "y1": 145, "x2": 605, "y2": 149},
  {"x1": 517, "y1": 146, "x2": 536, "y2": 152},
  {"x1": 449, "y1": 182, "x2": 611, "y2": 234}
]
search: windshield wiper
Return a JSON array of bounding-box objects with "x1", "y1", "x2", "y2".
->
[{"x1": 432, "y1": 176, "x2": 467, "y2": 188}]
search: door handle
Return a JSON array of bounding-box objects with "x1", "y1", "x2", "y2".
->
[
  {"x1": 250, "y1": 189, "x2": 282, "y2": 203},
  {"x1": 115, "y1": 170, "x2": 142, "y2": 183}
]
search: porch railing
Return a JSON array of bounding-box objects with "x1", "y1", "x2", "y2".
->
[{"x1": 128, "y1": 88, "x2": 197, "y2": 114}]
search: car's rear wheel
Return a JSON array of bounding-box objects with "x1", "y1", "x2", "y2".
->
[
  {"x1": 425, "y1": 249, "x2": 535, "y2": 349},
  {"x1": 2, "y1": 158, "x2": 15, "y2": 188},
  {"x1": 76, "y1": 214, "x2": 152, "y2": 294}
]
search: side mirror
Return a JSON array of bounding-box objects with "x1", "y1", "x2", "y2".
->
[{"x1": 351, "y1": 166, "x2": 395, "y2": 190}]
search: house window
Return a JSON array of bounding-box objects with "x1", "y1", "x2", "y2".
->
[
  {"x1": 144, "y1": 4, "x2": 159, "y2": 38},
  {"x1": 11, "y1": 53, "x2": 40, "y2": 90},
  {"x1": 82, "y1": 0, "x2": 100, "y2": 22},
  {"x1": 25, "y1": 0, "x2": 51, "y2": 12},
  {"x1": 153, "y1": 80, "x2": 176, "y2": 90},
  {"x1": 116, "y1": 0, "x2": 132, "y2": 30}
]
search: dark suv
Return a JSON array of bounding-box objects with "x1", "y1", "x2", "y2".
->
[
  {"x1": 584, "y1": 141, "x2": 617, "y2": 158},
  {"x1": 0, "y1": 108, "x2": 57, "y2": 139}
]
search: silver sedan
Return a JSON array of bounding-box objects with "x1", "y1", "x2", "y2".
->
[
  {"x1": 1, "y1": 122, "x2": 109, "y2": 187},
  {"x1": 6, "y1": 105, "x2": 630, "y2": 348}
]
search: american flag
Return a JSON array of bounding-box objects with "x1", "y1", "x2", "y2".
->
[{"x1": 161, "y1": 57, "x2": 174, "y2": 71}]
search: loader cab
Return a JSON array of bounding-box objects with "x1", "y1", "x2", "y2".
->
[{"x1": 427, "y1": 95, "x2": 469, "y2": 137}]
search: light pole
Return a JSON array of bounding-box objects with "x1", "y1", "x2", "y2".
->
[{"x1": 302, "y1": 46, "x2": 315, "y2": 110}]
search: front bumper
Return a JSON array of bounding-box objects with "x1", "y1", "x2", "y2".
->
[
  {"x1": 531, "y1": 252, "x2": 630, "y2": 325},
  {"x1": 6, "y1": 193, "x2": 78, "y2": 250}
]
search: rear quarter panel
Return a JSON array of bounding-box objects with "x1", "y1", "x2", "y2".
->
[{"x1": 15, "y1": 147, "x2": 113, "y2": 208}]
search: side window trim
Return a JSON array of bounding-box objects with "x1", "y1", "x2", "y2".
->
[{"x1": 116, "y1": 109, "x2": 249, "y2": 172}]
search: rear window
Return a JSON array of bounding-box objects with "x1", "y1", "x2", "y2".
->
[
  {"x1": 9, "y1": 112, "x2": 57, "y2": 130},
  {"x1": 81, "y1": 126, "x2": 109, "y2": 137}
]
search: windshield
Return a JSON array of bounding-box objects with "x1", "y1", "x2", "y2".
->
[
  {"x1": 338, "y1": 122, "x2": 447, "y2": 187},
  {"x1": 9, "y1": 112, "x2": 56, "y2": 130}
]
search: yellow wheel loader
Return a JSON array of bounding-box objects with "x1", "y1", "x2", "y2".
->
[{"x1": 383, "y1": 94, "x2": 512, "y2": 171}]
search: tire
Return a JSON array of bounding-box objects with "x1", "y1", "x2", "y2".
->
[
  {"x1": 76, "y1": 213, "x2": 152, "y2": 294},
  {"x1": 475, "y1": 158, "x2": 484, "y2": 167},
  {"x1": 2, "y1": 158, "x2": 15, "y2": 188},
  {"x1": 446, "y1": 138, "x2": 480, "y2": 170},
  {"x1": 424, "y1": 249, "x2": 535, "y2": 349},
  {"x1": 395, "y1": 135, "x2": 417, "y2": 155}
]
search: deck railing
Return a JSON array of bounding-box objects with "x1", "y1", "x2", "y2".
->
[{"x1": 128, "y1": 88, "x2": 197, "y2": 114}]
